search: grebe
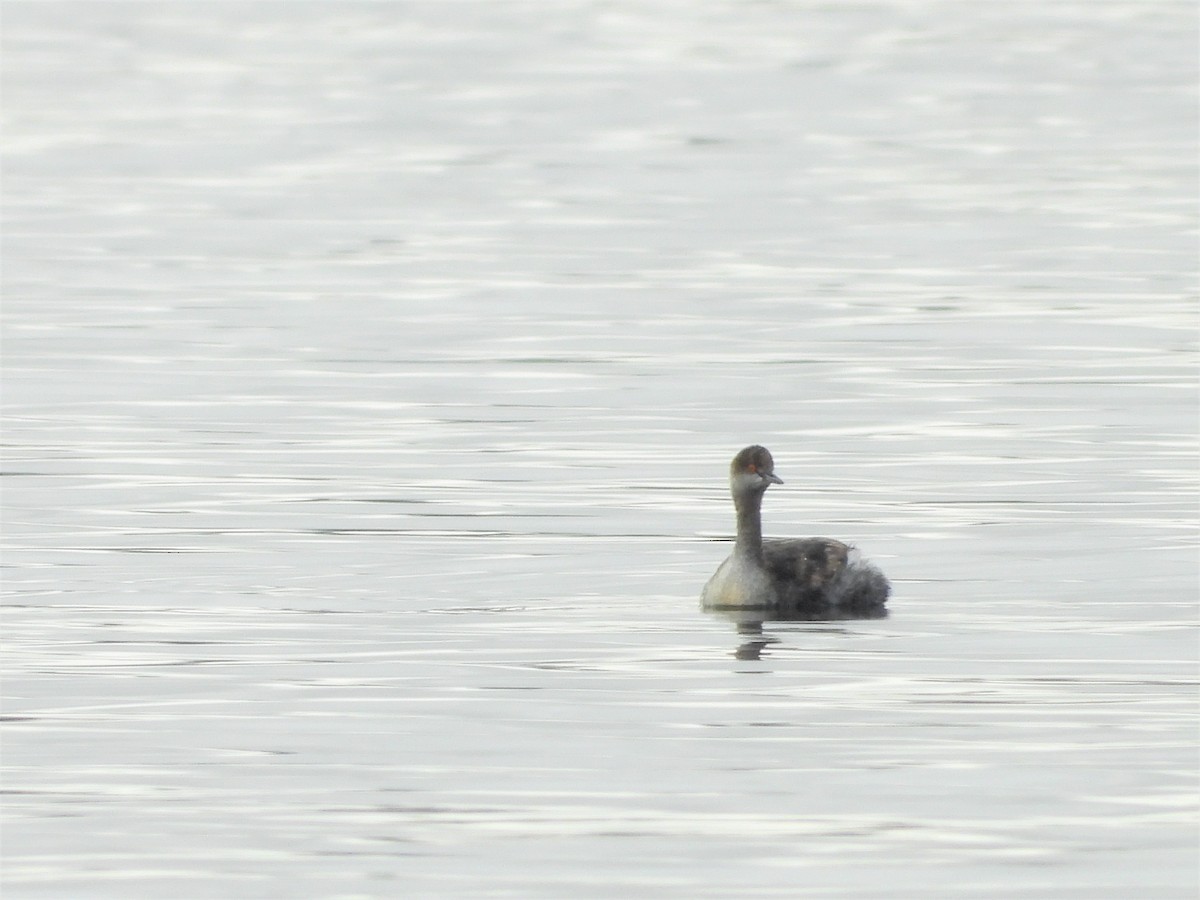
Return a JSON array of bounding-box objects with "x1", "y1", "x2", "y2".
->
[{"x1": 700, "y1": 445, "x2": 890, "y2": 616}]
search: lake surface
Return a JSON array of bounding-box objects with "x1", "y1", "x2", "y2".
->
[{"x1": 2, "y1": 2, "x2": 1197, "y2": 897}]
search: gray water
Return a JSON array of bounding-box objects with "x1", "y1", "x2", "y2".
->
[{"x1": 2, "y1": 2, "x2": 1197, "y2": 898}]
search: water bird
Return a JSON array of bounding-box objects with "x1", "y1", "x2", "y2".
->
[{"x1": 700, "y1": 445, "x2": 890, "y2": 616}]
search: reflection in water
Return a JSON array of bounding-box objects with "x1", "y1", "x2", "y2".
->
[{"x1": 704, "y1": 604, "x2": 889, "y2": 660}]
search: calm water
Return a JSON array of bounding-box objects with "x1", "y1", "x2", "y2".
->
[{"x1": 3, "y1": 2, "x2": 1197, "y2": 897}]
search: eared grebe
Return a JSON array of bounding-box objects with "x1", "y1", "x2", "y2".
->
[{"x1": 700, "y1": 445, "x2": 890, "y2": 615}]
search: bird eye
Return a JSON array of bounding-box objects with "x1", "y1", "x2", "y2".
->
[{"x1": 747, "y1": 464, "x2": 757, "y2": 473}]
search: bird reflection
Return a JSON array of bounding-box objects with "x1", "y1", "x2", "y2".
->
[{"x1": 705, "y1": 604, "x2": 888, "y2": 660}]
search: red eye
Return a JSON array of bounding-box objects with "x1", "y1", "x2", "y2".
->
[{"x1": 747, "y1": 464, "x2": 757, "y2": 473}]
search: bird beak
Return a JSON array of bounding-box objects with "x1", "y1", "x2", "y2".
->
[{"x1": 764, "y1": 473, "x2": 784, "y2": 485}]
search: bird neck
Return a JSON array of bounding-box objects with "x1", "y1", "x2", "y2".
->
[{"x1": 733, "y1": 488, "x2": 765, "y2": 562}]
